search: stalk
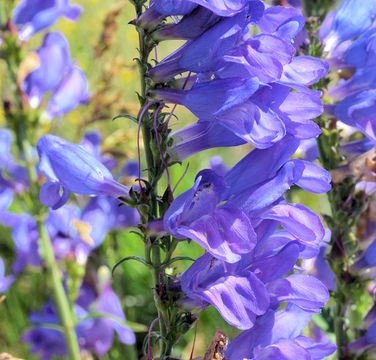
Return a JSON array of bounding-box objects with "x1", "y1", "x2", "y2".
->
[
  {"x1": 316, "y1": 117, "x2": 367, "y2": 359},
  {"x1": 133, "y1": 3, "x2": 198, "y2": 357},
  {"x1": 3, "y1": 33, "x2": 81, "y2": 359},
  {"x1": 303, "y1": 13, "x2": 358, "y2": 357},
  {"x1": 134, "y1": 6, "x2": 169, "y2": 356},
  {"x1": 14, "y1": 121, "x2": 81, "y2": 360},
  {"x1": 13, "y1": 127, "x2": 82, "y2": 360},
  {"x1": 37, "y1": 222, "x2": 82, "y2": 360}
]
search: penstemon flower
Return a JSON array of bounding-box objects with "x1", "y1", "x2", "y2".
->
[
  {"x1": 37, "y1": 134, "x2": 130, "y2": 209},
  {"x1": 164, "y1": 137, "x2": 330, "y2": 263},
  {"x1": 146, "y1": 1, "x2": 328, "y2": 151},
  {"x1": 23, "y1": 269, "x2": 135, "y2": 359},
  {"x1": 1, "y1": 0, "x2": 346, "y2": 358},
  {"x1": 21, "y1": 32, "x2": 71, "y2": 108},
  {"x1": 225, "y1": 304, "x2": 336, "y2": 359},
  {"x1": 12, "y1": 0, "x2": 82, "y2": 41},
  {"x1": 20, "y1": 32, "x2": 90, "y2": 118}
]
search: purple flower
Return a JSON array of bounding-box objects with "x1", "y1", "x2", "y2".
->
[
  {"x1": 0, "y1": 211, "x2": 41, "y2": 274},
  {"x1": 257, "y1": 5, "x2": 305, "y2": 43},
  {"x1": 349, "y1": 320, "x2": 376, "y2": 355},
  {"x1": 23, "y1": 301, "x2": 68, "y2": 360},
  {"x1": 225, "y1": 305, "x2": 336, "y2": 359},
  {"x1": 152, "y1": 6, "x2": 221, "y2": 41},
  {"x1": 321, "y1": 0, "x2": 376, "y2": 53},
  {"x1": 181, "y1": 253, "x2": 270, "y2": 329},
  {"x1": 335, "y1": 90, "x2": 376, "y2": 142},
  {"x1": 147, "y1": 1, "x2": 327, "y2": 150},
  {"x1": 181, "y1": 246, "x2": 329, "y2": 330},
  {"x1": 323, "y1": 1, "x2": 376, "y2": 147},
  {"x1": 153, "y1": 0, "x2": 197, "y2": 16},
  {"x1": 302, "y1": 237, "x2": 336, "y2": 291},
  {"x1": 13, "y1": 0, "x2": 82, "y2": 41},
  {"x1": 23, "y1": 275, "x2": 135, "y2": 358},
  {"x1": 152, "y1": 0, "x2": 255, "y2": 17},
  {"x1": 22, "y1": 32, "x2": 70, "y2": 108},
  {"x1": 152, "y1": 77, "x2": 260, "y2": 121},
  {"x1": 148, "y1": 5, "x2": 262, "y2": 81},
  {"x1": 45, "y1": 66, "x2": 90, "y2": 119},
  {"x1": 37, "y1": 134, "x2": 130, "y2": 209},
  {"x1": 345, "y1": 28, "x2": 376, "y2": 69},
  {"x1": 165, "y1": 137, "x2": 330, "y2": 263},
  {"x1": 77, "y1": 283, "x2": 136, "y2": 355}
]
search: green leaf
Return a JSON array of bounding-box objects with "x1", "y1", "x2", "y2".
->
[
  {"x1": 163, "y1": 256, "x2": 195, "y2": 266},
  {"x1": 112, "y1": 256, "x2": 150, "y2": 275},
  {"x1": 112, "y1": 114, "x2": 138, "y2": 123}
]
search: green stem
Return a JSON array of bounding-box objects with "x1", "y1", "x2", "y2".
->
[
  {"x1": 5, "y1": 39, "x2": 82, "y2": 360},
  {"x1": 14, "y1": 129, "x2": 81, "y2": 360},
  {"x1": 316, "y1": 120, "x2": 354, "y2": 359},
  {"x1": 334, "y1": 276, "x2": 347, "y2": 359},
  {"x1": 134, "y1": 10, "x2": 170, "y2": 356},
  {"x1": 37, "y1": 223, "x2": 81, "y2": 360},
  {"x1": 151, "y1": 245, "x2": 168, "y2": 354}
]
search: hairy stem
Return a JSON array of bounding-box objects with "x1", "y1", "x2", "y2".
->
[{"x1": 135, "y1": 7, "x2": 169, "y2": 356}]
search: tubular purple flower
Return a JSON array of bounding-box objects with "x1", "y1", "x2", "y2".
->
[
  {"x1": 13, "y1": 0, "x2": 82, "y2": 41},
  {"x1": 335, "y1": 90, "x2": 376, "y2": 142},
  {"x1": 37, "y1": 134, "x2": 130, "y2": 209},
  {"x1": 0, "y1": 129, "x2": 13, "y2": 168},
  {"x1": 164, "y1": 170, "x2": 257, "y2": 263},
  {"x1": 344, "y1": 28, "x2": 376, "y2": 68},
  {"x1": 24, "y1": 278, "x2": 135, "y2": 358},
  {"x1": 266, "y1": 273, "x2": 329, "y2": 312},
  {"x1": 148, "y1": 7, "x2": 258, "y2": 81},
  {"x1": 153, "y1": 0, "x2": 197, "y2": 15},
  {"x1": 165, "y1": 138, "x2": 330, "y2": 263},
  {"x1": 45, "y1": 66, "x2": 90, "y2": 118},
  {"x1": 217, "y1": 34, "x2": 296, "y2": 83},
  {"x1": 327, "y1": 67, "x2": 376, "y2": 102},
  {"x1": 168, "y1": 120, "x2": 245, "y2": 161},
  {"x1": 225, "y1": 305, "x2": 336, "y2": 359},
  {"x1": 22, "y1": 32, "x2": 70, "y2": 108},
  {"x1": 322, "y1": 0, "x2": 376, "y2": 52},
  {"x1": 181, "y1": 253, "x2": 270, "y2": 329},
  {"x1": 153, "y1": 0, "x2": 257, "y2": 17},
  {"x1": 152, "y1": 6, "x2": 220, "y2": 41},
  {"x1": 257, "y1": 5, "x2": 305, "y2": 43},
  {"x1": 151, "y1": 77, "x2": 260, "y2": 119},
  {"x1": 281, "y1": 56, "x2": 329, "y2": 86}
]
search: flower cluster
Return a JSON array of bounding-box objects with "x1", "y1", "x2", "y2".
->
[
  {"x1": 23, "y1": 268, "x2": 135, "y2": 359},
  {"x1": 0, "y1": 129, "x2": 139, "y2": 357},
  {"x1": 322, "y1": 0, "x2": 376, "y2": 144},
  {"x1": 12, "y1": 0, "x2": 89, "y2": 119},
  {"x1": 141, "y1": 1, "x2": 335, "y2": 357},
  {"x1": 34, "y1": 1, "x2": 337, "y2": 358},
  {"x1": 143, "y1": 0, "x2": 328, "y2": 159}
]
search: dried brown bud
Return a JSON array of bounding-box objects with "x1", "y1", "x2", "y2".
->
[
  {"x1": 331, "y1": 146, "x2": 376, "y2": 183},
  {"x1": 201, "y1": 329, "x2": 229, "y2": 360}
]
